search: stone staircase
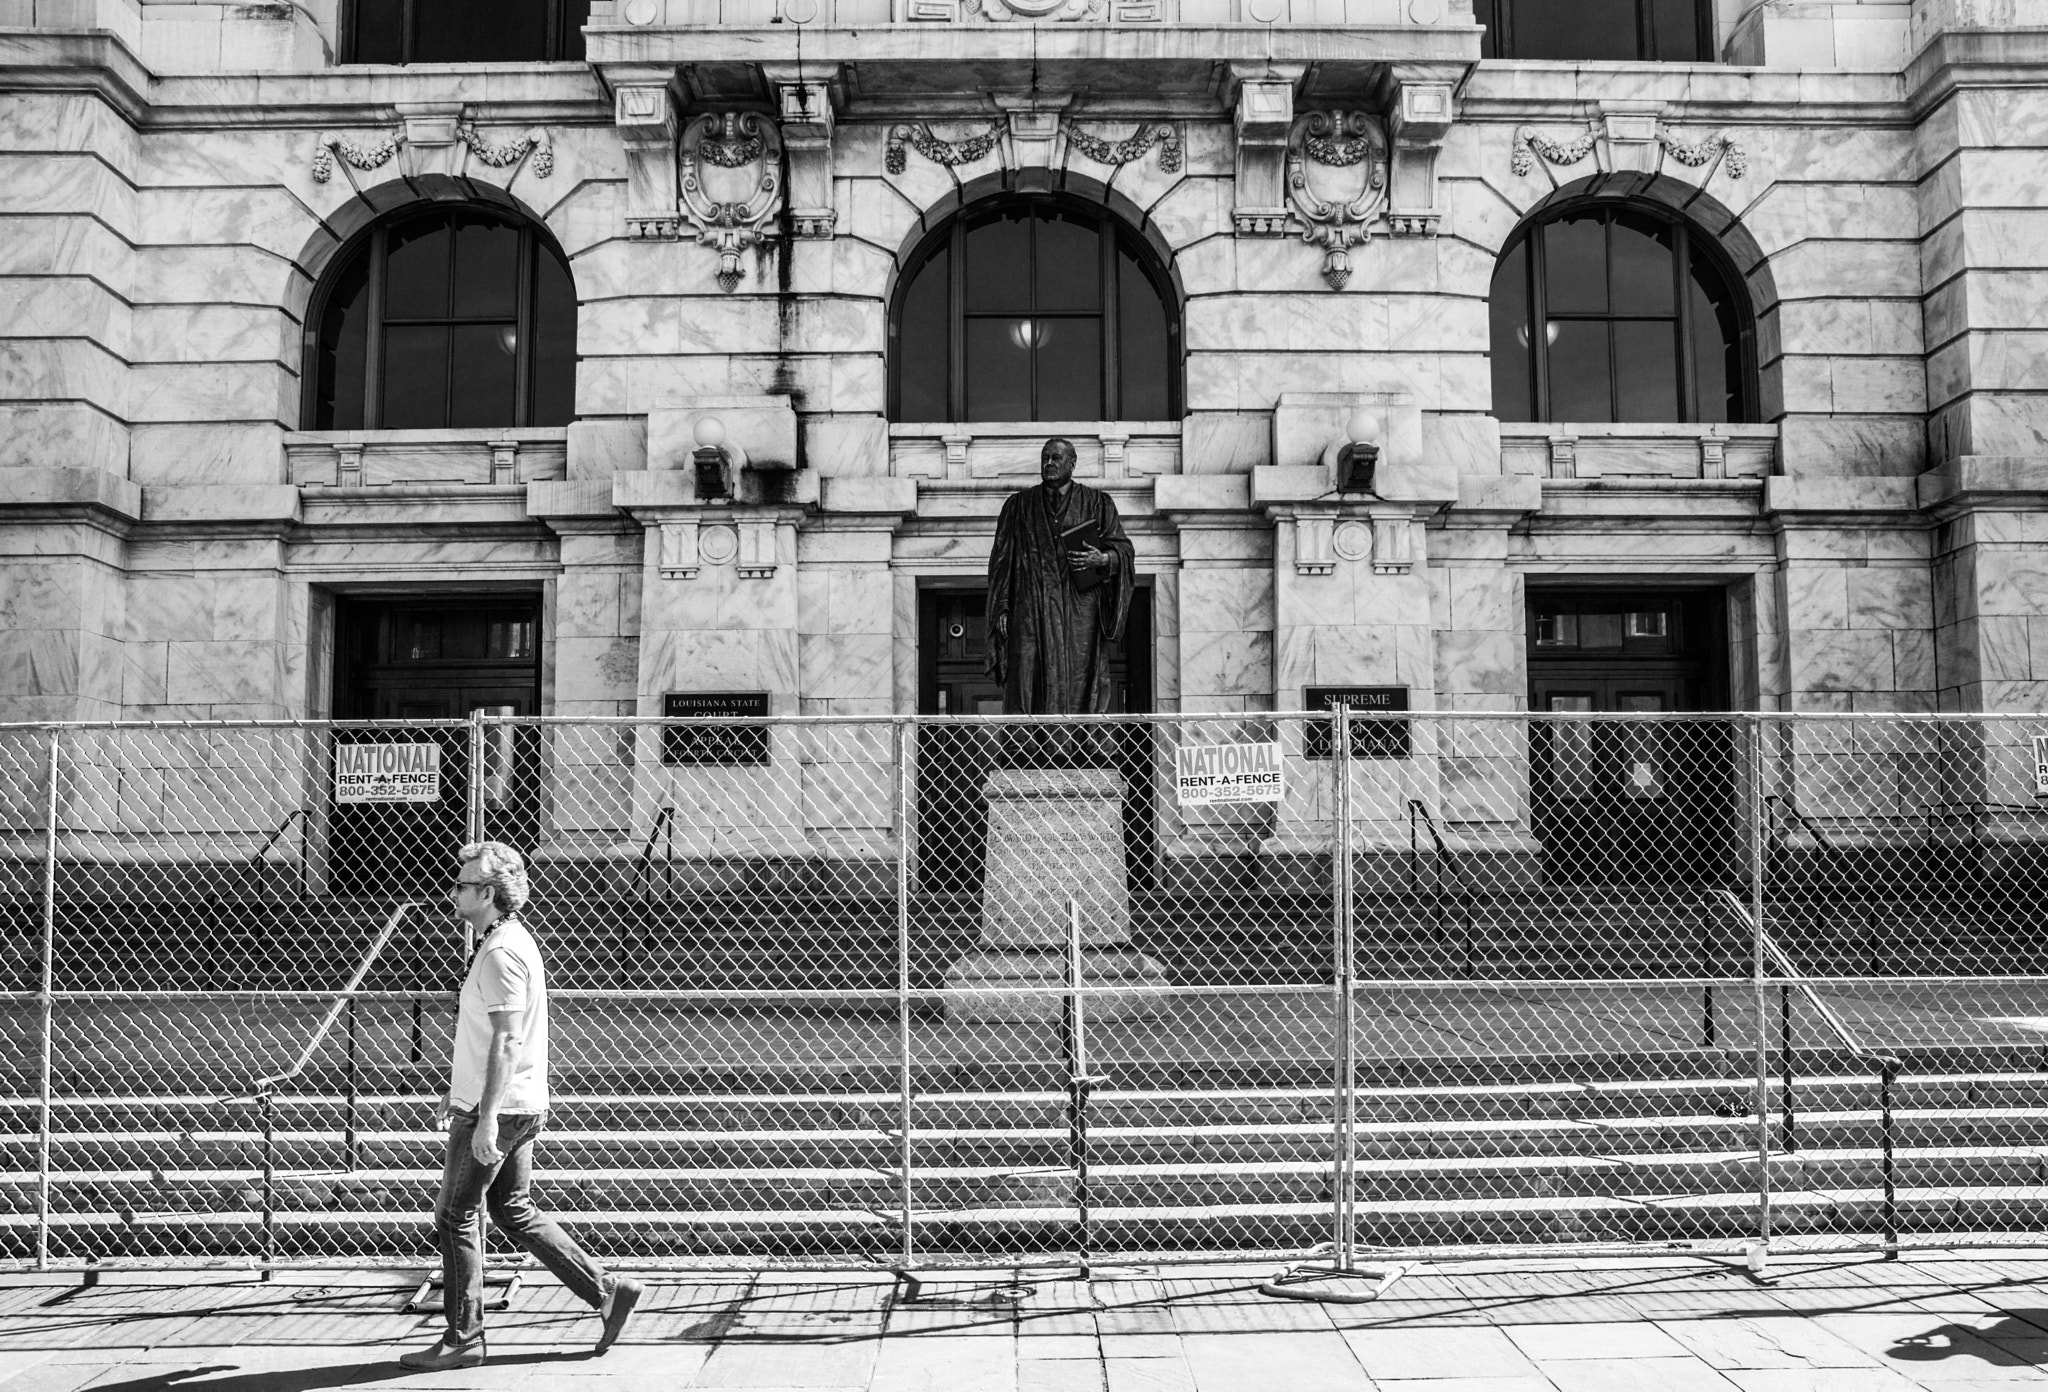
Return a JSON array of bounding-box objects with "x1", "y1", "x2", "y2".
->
[{"x1": 3, "y1": 881, "x2": 2046, "y2": 1265}]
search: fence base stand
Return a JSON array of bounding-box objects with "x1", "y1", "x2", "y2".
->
[
  {"x1": 1740, "y1": 1242, "x2": 1772, "y2": 1285},
  {"x1": 1258, "y1": 1260, "x2": 1406, "y2": 1305},
  {"x1": 38, "y1": 1262, "x2": 99, "y2": 1308},
  {"x1": 405, "y1": 1271, "x2": 522, "y2": 1314}
]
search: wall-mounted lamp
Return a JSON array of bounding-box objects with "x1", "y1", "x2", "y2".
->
[
  {"x1": 692, "y1": 416, "x2": 747, "y2": 501},
  {"x1": 1321, "y1": 409, "x2": 1381, "y2": 494}
]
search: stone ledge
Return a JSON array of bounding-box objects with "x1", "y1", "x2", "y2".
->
[
  {"x1": 141, "y1": 484, "x2": 300, "y2": 524},
  {"x1": 527, "y1": 479, "x2": 616, "y2": 519},
  {"x1": 1917, "y1": 455, "x2": 2048, "y2": 510},
  {"x1": 1768, "y1": 476, "x2": 1920, "y2": 514},
  {"x1": 819, "y1": 476, "x2": 916, "y2": 515},
  {"x1": 0, "y1": 466, "x2": 142, "y2": 521}
]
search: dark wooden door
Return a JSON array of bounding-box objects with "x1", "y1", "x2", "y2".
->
[
  {"x1": 331, "y1": 599, "x2": 541, "y2": 895},
  {"x1": 1527, "y1": 592, "x2": 1735, "y2": 885},
  {"x1": 915, "y1": 587, "x2": 1152, "y2": 893}
]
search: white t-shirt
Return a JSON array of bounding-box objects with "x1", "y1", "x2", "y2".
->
[{"x1": 449, "y1": 917, "x2": 550, "y2": 1115}]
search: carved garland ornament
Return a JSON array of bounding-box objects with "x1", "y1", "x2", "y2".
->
[
  {"x1": 885, "y1": 121, "x2": 1003, "y2": 174},
  {"x1": 1508, "y1": 124, "x2": 1597, "y2": 177},
  {"x1": 1066, "y1": 121, "x2": 1182, "y2": 172},
  {"x1": 679, "y1": 112, "x2": 784, "y2": 293},
  {"x1": 972, "y1": 0, "x2": 1104, "y2": 20},
  {"x1": 312, "y1": 130, "x2": 403, "y2": 182},
  {"x1": 1285, "y1": 111, "x2": 1389, "y2": 291},
  {"x1": 1658, "y1": 128, "x2": 1747, "y2": 180},
  {"x1": 457, "y1": 123, "x2": 554, "y2": 178}
]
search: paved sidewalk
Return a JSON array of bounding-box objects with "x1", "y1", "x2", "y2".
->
[{"x1": 5, "y1": 1252, "x2": 2048, "y2": 1391}]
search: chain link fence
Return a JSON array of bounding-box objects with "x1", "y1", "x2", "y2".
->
[{"x1": 1, "y1": 710, "x2": 2045, "y2": 1273}]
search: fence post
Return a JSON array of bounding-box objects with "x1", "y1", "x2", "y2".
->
[
  {"x1": 464, "y1": 710, "x2": 486, "y2": 959},
  {"x1": 36, "y1": 731, "x2": 60, "y2": 1272},
  {"x1": 1331, "y1": 705, "x2": 1356, "y2": 1272},
  {"x1": 1748, "y1": 712, "x2": 1772, "y2": 1253},
  {"x1": 895, "y1": 717, "x2": 915, "y2": 1273}
]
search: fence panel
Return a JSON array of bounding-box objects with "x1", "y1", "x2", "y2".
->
[{"x1": 4, "y1": 710, "x2": 2048, "y2": 1271}]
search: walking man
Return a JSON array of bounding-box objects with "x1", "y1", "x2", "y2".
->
[{"x1": 401, "y1": 839, "x2": 644, "y2": 1370}]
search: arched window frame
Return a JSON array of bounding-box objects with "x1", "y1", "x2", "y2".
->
[
  {"x1": 300, "y1": 203, "x2": 577, "y2": 431},
  {"x1": 887, "y1": 192, "x2": 1184, "y2": 424},
  {"x1": 1476, "y1": 0, "x2": 1711, "y2": 61},
  {"x1": 341, "y1": 0, "x2": 592, "y2": 64},
  {"x1": 1490, "y1": 197, "x2": 1758, "y2": 425}
]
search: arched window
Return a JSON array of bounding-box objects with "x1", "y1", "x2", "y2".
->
[
  {"x1": 890, "y1": 195, "x2": 1180, "y2": 423},
  {"x1": 1489, "y1": 202, "x2": 1753, "y2": 424},
  {"x1": 1477, "y1": 0, "x2": 1708, "y2": 59},
  {"x1": 307, "y1": 205, "x2": 576, "y2": 431},
  {"x1": 345, "y1": 0, "x2": 592, "y2": 62}
]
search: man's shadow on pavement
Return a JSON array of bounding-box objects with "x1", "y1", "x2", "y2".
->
[
  {"x1": 78, "y1": 1350, "x2": 605, "y2": 1391},
  {"x1": 1889, "y1": 1312, "x2": 2048, "y2": 1370}
]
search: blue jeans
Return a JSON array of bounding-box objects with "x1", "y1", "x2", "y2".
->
[{"x1": 434, "y1": 1109, "x2": 608, "y2": 1344}]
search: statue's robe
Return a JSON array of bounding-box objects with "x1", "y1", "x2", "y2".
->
[{"x1": 984, "y1": 480, "x2": 1136, "y2": 714}]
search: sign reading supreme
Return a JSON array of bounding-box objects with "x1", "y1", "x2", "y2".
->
[
  {"x1": 335, "y1": 742, "x2": 442, "y2": 803},
  {"x1": 1174, "y1": 741, "x2": 1284, "y2": 806}
]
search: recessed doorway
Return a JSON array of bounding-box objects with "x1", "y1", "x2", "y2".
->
[
  {"x1": 330, "y1": 595, "x2": 542, "y2": 895},
  {"x1": 1526, "y1": 587, "x2": 1735, "y2": 885}
]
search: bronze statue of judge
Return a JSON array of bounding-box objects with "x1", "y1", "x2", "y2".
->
[{"x1": 985, "y1": 438, "x2": 1136, "y2": 741}]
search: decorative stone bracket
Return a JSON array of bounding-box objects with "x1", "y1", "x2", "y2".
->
[
  {"x1": 772, "y1": 74, "x2": 836, "y2": 238},
  {"x1": 1231, "y1": 68, "x2": 1299, "y2": 235},
  {"x1": 656, "y1": 517, "x2": 780, "y2": 581},
  {"x1": 680, "y1": 111, "x2": 786, "y2": 291},
  {"x1": 1385, "y1": 83, "x2": 1452, "y2": 237},
  {"x1": 1288, "y1": 508, "x2": 1421, "y2": 576},
  {"x1": 616, "y1": 84, "x2": 682, "y2": 240}
]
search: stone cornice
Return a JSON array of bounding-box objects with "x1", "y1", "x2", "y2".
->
[
  {"x1": 1457, "y1": 65, "x2": 1910, "y2": 126},
  {"x1": 1907, "y1": 29, "x2": 2048, "y2": 119},
  {"x1": 0, "y1": 31, "x2": 153, "y2": 124}
]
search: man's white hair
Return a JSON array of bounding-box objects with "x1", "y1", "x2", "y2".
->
[{"x1": 458, "y1": 840, "x2": 530, "y2": 916}]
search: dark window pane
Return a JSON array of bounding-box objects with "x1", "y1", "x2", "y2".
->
[
  {"x1": 560, "y1": 0, "x2": 593, "y2": 59},
  {"x1": 1690, "y1": 273, "x2": 1737, "y2": 423},
  {"x1": 1509, "y1": 0, "x2": 1638, "y2": 59},
  {"x1": 1613, "y1": 319, "x2": 1680, "y2": 420},
  {"x1": 1650, "y1": 0, "x2": 1702, "y2": 59},
  {"x1": 451, "y1": 216, "x2": 520, "y2": 319},
  {"x1": 1036, "y1": 214, "x2": 1100, "y2": 313},
  {"x1": 531, "y1": 244, "x2": 577, "y2": 427},
  {"x1": 1548, "y1": 320, "x2": 1612, "y2": 422},
  {"x1": 1477, "y1": 0, "x2": 1499, "y2": 55},
  {"x1": 351, "y1": 0, "x2": 404, "y2": 62},
  {"x1": 964, "y1": 212, "x2": 1030, "y2": 315},
  {"x1": 1489, "y1": 239, "x2": 1532, "y2": 422},
  {"x1": 416, "y1": 0, "x2": 547, "y2": 61},
  {"x1": 1117, "y1": 247, "x2": 1170, "y2": 419},
  {"x1": 315, "y1": 249, "x2": 371, "y2": 429},
  {"x1": 383, "y1": 217, "x2": 451, "y2": 320},
  {"x1": 449, "y1": 322, "x2": 519, "y2": 428},
  {"x1": 965, "y1": 318, "x2": 1032, "y2": 421},
  {"x1": 1035, "y1": 318, "x2": 1102, "y2": 421},
  {"x1": 897, "y1": 243, "x2": 949, "y2": 422},
  {"x1": 1609, "y1": 213, "x2": 1675, "y2": 316},
  {"x1": 382, "y1": 324, "x2": 450, "y2": 428},
  {"x1": 1543, "y1": 214, "x2": 1607, "y2": 316}
]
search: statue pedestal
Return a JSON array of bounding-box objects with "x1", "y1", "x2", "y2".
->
[{"x1": 943, "y1": 768, "x2": 1167, "y2": 1022}]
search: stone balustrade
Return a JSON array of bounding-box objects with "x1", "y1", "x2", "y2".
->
[
  {"x1": 285, "y1": 429, "x2": 569, "y2": 489},
  {"x1": 888, "y1": 421, "x2": 1182, "y2": 484},
  {"x1": 1500, "y1": 423, "x2": 1778, "y2": 482}
]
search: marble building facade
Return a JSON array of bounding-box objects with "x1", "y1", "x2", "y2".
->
[{"x1": 1, "y1": 0, "x2": 2046, "y2": 757}]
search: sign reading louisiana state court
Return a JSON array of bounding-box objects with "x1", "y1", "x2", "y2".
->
[
  {"x1": 1174, "y1": 741, "x2": 1285, "y2": 807},
  {"x1": 334, "y1": 742, "x2": 442, "y2": 803}
]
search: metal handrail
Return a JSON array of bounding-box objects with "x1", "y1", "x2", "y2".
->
[
  {"x1": 1763, "y1": 793, "x2": 1839, "y2": 855},
  {"x1": 632, "y1": 805, "x2": 678, "y2": 899},
  {"x1": 245, "y1": 900, "x2": 425, "y2": 1099},
  {"x1": 242, "y1": 808, "x2": 309, "y2": 898},
  {"x1": 1406, "y1": 799, "x2": 1476, "y2": 975},
  {"x1": 1716, "y1": 888, "x2": 1900, "y2": 1255}
]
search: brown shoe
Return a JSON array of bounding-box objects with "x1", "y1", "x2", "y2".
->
[
  {"x1": 398, "y1": 1335, "x2": 486, "y2": 1370},
  {"x1": 596, "y1": 1277, "x2": 644, "y2": 1353}
]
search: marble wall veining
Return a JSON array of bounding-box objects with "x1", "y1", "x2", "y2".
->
[{"x1": 0, "y1": 0, "x2": 2046, "y2": 803}]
